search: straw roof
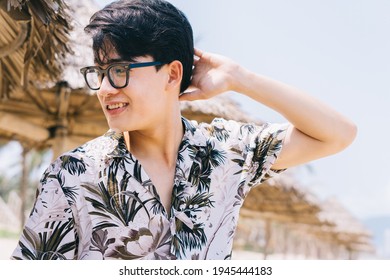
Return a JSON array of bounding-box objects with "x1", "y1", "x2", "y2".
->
[
  {"x1": 181, "y1": 93, "x2": 258, "y2": 124},
  {"x1": 0, "y1": 0, "x2": 72, "y2": 89},
  {"x1": 241, "y1": 170, "x2": 326, "y2": 226},
  {"x1": 0, "y1": 0, "x2": 104, "y2": 155},
  {"x1": 314, "y1": 197, "x2": 375, "y2": 253}
]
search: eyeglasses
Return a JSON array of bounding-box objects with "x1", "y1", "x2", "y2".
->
[{"x1": 80, "y1": 61, "x2": 164, "y2": 90}]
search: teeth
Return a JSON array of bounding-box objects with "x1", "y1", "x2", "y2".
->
[{"x1": 107, "y1": 103, "x2": 127, "y2": 110}]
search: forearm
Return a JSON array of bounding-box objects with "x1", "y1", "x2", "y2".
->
[{"x1": 232, "y1": 66, "x2": 357, "y2": 149}]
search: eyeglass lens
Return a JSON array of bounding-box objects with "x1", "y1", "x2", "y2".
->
[
  {"x1": 85, "y1": 68, "x2": 100, "y2": 90},
  {"x1": 85, "y1": 65, "x2": 128, "y2": 90}
]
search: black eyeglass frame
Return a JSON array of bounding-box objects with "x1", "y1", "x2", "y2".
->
[{"x1": 80, "y1": 61, "x2": 164, "y2": 90}]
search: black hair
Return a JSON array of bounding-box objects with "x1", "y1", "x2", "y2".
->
[{"x1": 85, "y1": 0, "x2": 194, "y2": 93}]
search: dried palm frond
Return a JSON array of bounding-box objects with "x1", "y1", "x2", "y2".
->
[{"x1": 0, "y1": 0, "x2": 73, "y2": 88}]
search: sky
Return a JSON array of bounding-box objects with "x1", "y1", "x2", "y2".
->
[
  {"x1": 2, "y1": 0, "x2": 388, "y2": 222},
  {"x1": 161, "y1": 0, "x2": 390, "y2": 221}
]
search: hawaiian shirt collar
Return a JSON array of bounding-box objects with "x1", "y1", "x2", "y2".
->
[
  {"x1": 104, "y1": 130, "x2": 128, "y2": 158},
  {"x1": 104, "y1": 117, "x2": 209, "y2": 159}
]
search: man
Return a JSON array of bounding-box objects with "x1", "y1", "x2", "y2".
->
[{"x1": 11, "y1": 0, "x2": 356, "y2": 260}]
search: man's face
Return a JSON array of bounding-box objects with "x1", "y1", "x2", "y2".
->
[{"x1": 96, "y1": 52, "x2": 171, "y2": 133}]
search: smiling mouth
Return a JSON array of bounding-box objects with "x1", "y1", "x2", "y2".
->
[{"x1": 106, "y1": 103, "x2": 129, "y2": 110}]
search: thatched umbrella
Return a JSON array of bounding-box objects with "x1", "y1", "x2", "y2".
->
[
  {"x1": 242, "y1": 170, "x2": 324, "y2": 224},
  {"x1": 0, "y1": 0, "x2": 69, "y2": 146},
  {"x1": 1, "y1": 0, "x2": 72, "y2": 225},
  {"x1": 0, "y1": 0, "x2": 72, "y2": 88},
  {"x1": 235, "y1": 169, "x2": 334, "y2": 259},
  {"x1": 0, "y1": 0, "x2": 106, "y2": 157},
  {"x1": 314, "y1": 197, "x2": 375, "y2": 259},
  {"x1": 181, "y1": 93, "x2": 258, "y2": 124}
]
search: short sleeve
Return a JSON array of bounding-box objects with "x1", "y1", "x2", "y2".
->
[
  {"x1": 245, "y1": 122, "x2": 289, "y2": 186},
  {"x1": 209, "y1": 118, "x2": 289, "y2": 188}
]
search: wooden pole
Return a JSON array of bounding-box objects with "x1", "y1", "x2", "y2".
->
[
  {"x1": 19, "y1": 145, "x2": 30, "y2": 228},
  {"x1": 51, "y1": 82, "x2": 70, "y2": 159},
  {"x1": 263, "y1": 219, "x2": 271, "y2": 260}
]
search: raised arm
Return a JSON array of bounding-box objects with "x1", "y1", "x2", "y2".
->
[{"x1": 180, "y1": 48, "x2": 357, "y2": 169}]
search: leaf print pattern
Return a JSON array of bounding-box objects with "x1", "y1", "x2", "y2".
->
[
  {"x1": 207, "y1": 123, "x2": 230, "y2": 142},
  {"x1": 59, "y1": 155, "x2": 87, "y2": 176},
  {"x1": 11, "y1": 117, "x2": 288, "y2": 260},
  {"x1": 82, "y1": 182, "x2": 152, "y2": 231},
  {"x1": 106, "y1": 216, "x2": 175, "y2": 260},
  {"x1": 248, "y1": 125, "x2": 286, "y2": 185},
  {"x1": 15, "y1": 221, "x2": 76, "y2": 260},
  {"x1": 90, "y1": 229, "x2": 115, "y2": 256},
  {"x1": 171, "y1": 191, "x2": 214, "y2": 259},
  {"x1": 188, "y1": 141, "x2": 226, "y2": 192}
]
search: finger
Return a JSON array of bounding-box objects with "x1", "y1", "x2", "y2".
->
[{"x1": 194, "y1": 48, "x2": 204, "y2": 58}]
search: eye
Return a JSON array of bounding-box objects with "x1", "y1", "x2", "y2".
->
[{"x1": 111, "y1": 65, "x2": 127, "y2": 76}]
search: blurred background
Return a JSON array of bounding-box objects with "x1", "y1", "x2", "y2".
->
[{"x1": 0, "y1": 0, "x2": 389, "y2": 259}]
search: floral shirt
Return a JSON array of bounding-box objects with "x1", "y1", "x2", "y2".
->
[{"x1": 11, "y1": 117, "x2": 288, "y2": 260}]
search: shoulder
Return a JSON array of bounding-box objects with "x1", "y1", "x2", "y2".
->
[
  {"x1": 70, "y1": 131, "x2": 121, "y2": 160},
  {"x1": 183, "y1": 116, "x2": 289, "y2": 150},
  {"x1": 49, "y1": 130, "x2": 122, "y2": 175},
  {"x1": 190, "y1": 117, "x2": 287, "y2": 140},
  {"x1": 182, "y1": 117, "x2": 260, "y2": 148},
  {"x1": 182, "y1": 117, "x2": 235, "y2": 143},
  {"x1": 186, "y1": 117, "x2": 242, "y2": 136}
]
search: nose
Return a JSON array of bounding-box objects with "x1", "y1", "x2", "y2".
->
[{"x1": 97, "y1": 75, "x2": 119, "y2": 97}]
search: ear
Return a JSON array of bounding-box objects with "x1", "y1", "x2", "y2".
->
[{"x1": 166, "y1": 60, "x2": 183, "y2": 91}]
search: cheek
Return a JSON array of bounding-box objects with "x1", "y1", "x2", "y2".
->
[
  {"x1": 130, "y1": 82, "x2": 166, "y2": 105},
  {"x1": 136, "y1": 98, "x2": 160, "y2": 116}
]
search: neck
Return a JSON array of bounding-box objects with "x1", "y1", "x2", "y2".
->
[{"x1": 126, "y1": 110, "x2": 184, "y2": 167}]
